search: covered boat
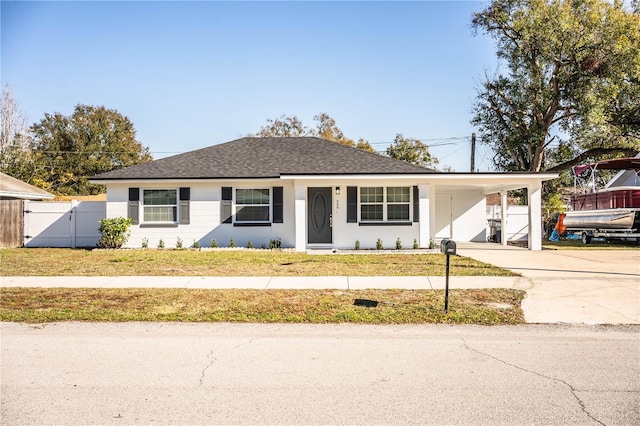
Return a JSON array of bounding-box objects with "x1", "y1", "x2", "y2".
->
[{"x1": 553, "y1": 155, "x2": 640, "y2": 243}]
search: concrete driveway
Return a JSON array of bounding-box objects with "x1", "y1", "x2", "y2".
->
[{"x1": 456, "y1": 243, "x2": 640, "y2": 325}]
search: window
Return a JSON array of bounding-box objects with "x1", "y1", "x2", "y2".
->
[
  {"x1": 387, "y1": 187, "x2": 410, "y2": 221},
  {"x1": 360, "y1": 187, "x2": 383, "y2": 221},
  {"x1": 143, "y1": 189, "x2": 177, "y2": 223},
  {"x1": 235, "y1": 188, "x2": 270, "y2": 222},
  {"x1": 360, "y1": 186, "x2": 410, "y2": 222}
]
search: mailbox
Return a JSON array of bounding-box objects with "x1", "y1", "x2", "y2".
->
[{"x1": 440, "y1": 239, "x2": 457, "y2": 256}]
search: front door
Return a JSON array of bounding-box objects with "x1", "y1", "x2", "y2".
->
[{"x1": 308, "y1": 187, "x2": 332, "y2": 244}]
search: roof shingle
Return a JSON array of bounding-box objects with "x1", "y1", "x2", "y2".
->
[{"x1": 92, "y1": 137, "x2": 435, "y2": 180}]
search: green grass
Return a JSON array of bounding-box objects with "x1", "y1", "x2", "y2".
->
[
  {"x1": 542, "y1": 238, "x2": 640, "y2": 250},
  {"x1": 0, "y1": 287, "x2": 525, "y2": 325},
  {"x1": 0, "y1": 248, "x2": 516, "y2": 277}
]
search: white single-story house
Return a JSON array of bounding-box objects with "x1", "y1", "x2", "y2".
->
[
  {"x1": 0, "y1": 172, "x2": 54, "y2": 200},
  {"x1": 91, "y1": 137, "x2": 557, "y2": 251}
]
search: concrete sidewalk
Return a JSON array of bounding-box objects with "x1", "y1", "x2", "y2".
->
[{"x1": 0, "y1": 275, "x2": 529, "y2": 291}]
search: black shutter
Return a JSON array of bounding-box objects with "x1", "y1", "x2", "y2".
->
[
  {"x1": 413, "y1": 186, "x2": 419, "y2": 223},
  {"x1": 128, "y1": 188, "x2": 139, "y2": 225},
  {"x1": 221, "y1": 187, "x2": 232, "y2": 224},
  {"x1": 179, "y1": 187, "x2": 190, "y2": 225},
  {"x1": 273, "y1": 187, "x2": 283, "y2": 223},
  {"x1": 347, "y1": 186, "x2": 357, "y2": 223}
]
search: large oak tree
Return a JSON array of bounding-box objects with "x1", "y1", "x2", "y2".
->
[
  {"x1": 30, "y1": 104, "x2": 152, "y2": 195},
  {"x1": 472, "y1": 0, "x2": 639, "y2": 173},
  {"x1": 255, "y1": 113, "x2": 376, "y2": 152}
]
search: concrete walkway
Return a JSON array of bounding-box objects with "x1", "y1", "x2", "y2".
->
[{"x1": 2, "y1": 243, "x2": 638, "y2": 325}]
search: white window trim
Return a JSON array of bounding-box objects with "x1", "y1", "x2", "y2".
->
[
  {"x1": 141, "y1": 188, "x2": 179, "y2": 224},
  {"x1": 359, "y1": 186, "x2": 411, "y2": 223},
  {"x1": 233, "y1": 187, "x2": 272, "y2": 224}
]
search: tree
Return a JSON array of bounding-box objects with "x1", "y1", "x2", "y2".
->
[
  {"x1": 471, "y1": 0, "x2": 640, "y2": 173},
  {"x1": 255, "y1": 113, "x2": 376, "y2": 152},
  {"x1": 0, "y1": 83, "x2": 36, "y2": 181},
  {"x1": 255, "y1": 115, "x2": 309, "y2": 137},
  {"x1": 30, "y1": 104, "x2": 152, "y2": 195},
  {"x1": 386, "y1": 134, "x2": 439, "y2": 168}
]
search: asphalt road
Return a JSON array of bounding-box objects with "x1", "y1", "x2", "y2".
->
[{"x1": 2, "y1": 322, "x2": 638, "y2": 425}]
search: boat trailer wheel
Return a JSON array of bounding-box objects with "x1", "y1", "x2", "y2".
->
[{"x1": 581, "y1": 232, "x2": 592, "y2": 244}]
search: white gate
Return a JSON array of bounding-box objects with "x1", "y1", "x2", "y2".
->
[{"x1": 24, "y1": 201, "x2": 106, "y2": 248}]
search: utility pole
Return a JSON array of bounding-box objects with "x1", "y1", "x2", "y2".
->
[{"x1": 470, "y1": 133, "x2": 476, "y2": 173}]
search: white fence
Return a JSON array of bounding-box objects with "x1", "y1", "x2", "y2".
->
[
  {"x1": 487, "y1": 205, "x2": 529, "y2": 242},
  {"x1": 24, "y1": 201, "x2": 106, "y2": 248}
]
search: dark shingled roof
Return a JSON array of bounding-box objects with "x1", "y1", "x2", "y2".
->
[{"x1": 92, "y1": 137, "x2": 436, "y2": 180}]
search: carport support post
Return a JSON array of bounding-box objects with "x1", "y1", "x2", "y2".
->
[
  {"x1": 500, "y1": 191, "x2": 507, "y2": 246},
  {"x1": 527, "y1": 183, "x2": 542, "y2": 251}
]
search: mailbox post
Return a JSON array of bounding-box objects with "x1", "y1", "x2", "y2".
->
[{"x1": 440, "y1": 239, "x2": 457, "y2": 313}]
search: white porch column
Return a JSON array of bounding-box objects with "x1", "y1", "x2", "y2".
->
[
  {"x1": 527, "y1": 182, "x2": 542, "y2": 251},
  {"x1": 294, "y1": 184, "x2": 306, "y2": 252},
  {"x1": 500, "y1": 191, "x2": 507, "y2": 246},
  {"x1": 418, "y1": 184, "x2": 431, "y2": 248}
]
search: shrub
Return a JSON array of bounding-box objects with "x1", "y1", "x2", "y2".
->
[
  {"x1": 269, "y1": 239, "x2": 282, "y2": 249},
  {"x1": 413, "y1": 238, "x2": 419, "y2": 250},
  {"x1": 210, "y1": 239, "x2": 218, "y2": 248},
  {"x1": 192, "y1": 240, "x2": 200, "y2": 249},
  {"x1": 97, "y1": 217, "x2": 132, "y2": 249},
  {"x1": 429, "y1": 238, "x2": 436, "y2": 249},
  {"x1": 141, "y1": 237, "x2": 149, "y2": 249},
  {"x1": 247, "y1": 240, "x2": 254, "y2": 249},
  {"x1": 355, "y1": 240, "x2": 361, "y2": 250},
  {"x1": 376, "y1": 238, "x2": 383, "y2": 250},
  {"x1": 396, "y1": 238, "x2": 402, "y2": 250},
  {"x1": 176, "y1": 237, "x2": 183, "y2": 249},
  {"x1": 158, "y1": 239, "x2": 165, "y2": 249},
  {"x1": 229, "y1": 238, "x2": 236, "y2": 248}
]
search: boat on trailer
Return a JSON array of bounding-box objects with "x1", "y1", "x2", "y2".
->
[{"x1": 558, "y1": 155, "x2": 640, "y2": 244}]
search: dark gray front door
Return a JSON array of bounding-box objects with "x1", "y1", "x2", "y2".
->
[{"x1": 308, "y1": 187, "x2": 332, "y2": 244}]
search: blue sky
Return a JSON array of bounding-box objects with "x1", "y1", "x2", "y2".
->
[{"x1": 2, "y1": 1, "x2": 498, "y2": 171}]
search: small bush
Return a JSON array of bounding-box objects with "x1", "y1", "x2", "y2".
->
[
  {"x1": 429, "y1": 238, "x2": 436, "y2": 249},
  {"x1": 229, "y1": 238, "x2": 236, "y2": 248},
  {"x1": 141, "y1": 237, "x2": 149, "y2": 249},
  {"x1": 97, "y1": 217, "x2": 132, "y2": 249},
  {"x1": 158, "y1": 239, "x2": 165, "y2": 249},
  {"x1": 413, "y1": 238, "x2": 419, "y2": 250},
  {"x1": 396, "y1": 238, "x2": 402, "y2": 250},
  {"x1": 210, "y1": 239, "x2": 218, "y2": 248},
  {"x1": 176, "y1": 237, "x2": 183, "y2": 249},
  {"x1": 269, "y1": 239, "x2": 282, "y2": 249},
  {"x1": 192, "y1": 240, "x2": 200, "y2": 249},
  {"x1": 376, "y1": 238, "x2": 383, "y2": 250},
  {"x1": 355, "y1": 240, "x2": 361, "y2": 250},
  {"x1": 246, "y1": 240, "x2": 254, "y2": 249}
]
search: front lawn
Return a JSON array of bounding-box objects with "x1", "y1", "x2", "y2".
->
[
  {"x1": 0, "y1": 287, "x2": 525, "y2": 325},
  {"x1": 0, "y1": 248, "x2": 516, "y2": 277}
]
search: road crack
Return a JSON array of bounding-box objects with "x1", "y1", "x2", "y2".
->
[
  {"x1": 461, "y1": 338, "x2": 605, "y2": 426},
  {"x1": 199, "y1": 350, "x2": 215, "y2": 386}
]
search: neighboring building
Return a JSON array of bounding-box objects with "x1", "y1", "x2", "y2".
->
[
  {"x1": 0, "y1": 172, "x2": 54, "y2": 200},
  {"x1": 91, "y1": 137, "x2": 557, "y2": 250}
]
